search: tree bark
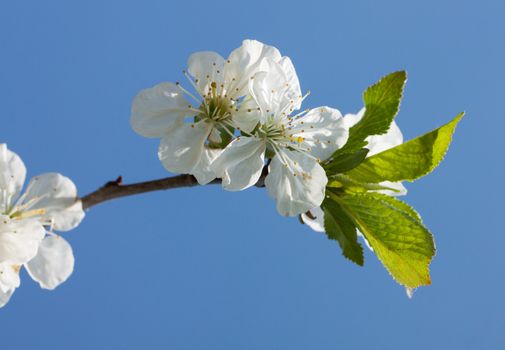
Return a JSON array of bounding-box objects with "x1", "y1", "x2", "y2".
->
[{"x1": 80, "y1": 167, "x2": 268, "y2": 210}]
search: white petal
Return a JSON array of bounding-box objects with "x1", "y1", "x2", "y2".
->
[
  {"x1": 22, "y1": 173, "x2": 85, "y2": 231},
  {"x1": 291, "y1": 106, "x2": 349, "y2": 160},
  {"x1": 187, "y1": 51, "x2": 226, "y2": 94},
  {"x1": 301, "y1": 206, "x2": 325, "y2": 232},
  {"x1": 343, "y1": 108, "x2": 404, "y2": 156},
  {"x1": 225, "y1": 40, "x2": 282, "y2": 97},
  {"x1": 301, "y1": 208, "x2": 374, "y2": 253},
  {"x1": 366, "y1": 121, "x2": 403, "y2": 156},
  {"x1": 0, "y1": 144, "x2": 26, "y2": 212},
  {"x1": 265, "y1": 150, "x2": 328, "y2": 216},
  {"x1": 192, "y1": 147, "x2": 221, "y2": 185},
  {"x1": 277, "y1": 56, "x2": 302, "y2": 110},
  {"x1": 158, "y1": 121, "x2": 213, "y2": 175},
  {"x1": 356, "y1": 230, "x2": 374, "y2": 251},
  {"x1": 0, "y1": 216, "x2": 45, "y2": 264},
  {"x1": 211, "y1": 137, "x2": 266, "y2": 191},
  {"x1": 375, "y1": 181, "x2": 407, "y2": 197},
  {"x1": 131, "y1": 82, "x2": 193, "y2": 138},
  {"x1": 250, "y1": 61, "x2": 295, "y2": 123},
  {"x1": 0, "y1": 262, "x2": 20, "y2": 293},
  {"x1": 0, "y1": 288, "x2": 14, "y2": 308},
  {"x1": 232, "y1": 97, "x2": 261, "y2": 133},
  {"x1": 343, "y1": 108, "x2": 365, "y2": 129},
  {"x1": 25, "y1": 235, "x2": 74, "y2": 290}
]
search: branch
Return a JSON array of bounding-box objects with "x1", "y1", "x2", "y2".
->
[{"x1": 80, "y1": 166, "x2": 268, "y2": 210}]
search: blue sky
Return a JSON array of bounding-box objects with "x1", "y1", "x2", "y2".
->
[{"x1": 1, "y1": 0, "x2": 504, "y2": 348}]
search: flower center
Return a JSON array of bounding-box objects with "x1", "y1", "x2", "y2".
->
[
  {"x1": 198, "y1": 82, "x2": 233, "y2": 123},
  {"x1": 258, "y1": 120, "x2": 305, "y2": 146}
]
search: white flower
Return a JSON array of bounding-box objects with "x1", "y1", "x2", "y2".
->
[
  {"x1": 301, "y1": 109, "x2": 407, "y2": 248},
  {"x1": 212, "y1": 59, "x2": 348, "y2": 216},
  {"x1": 131, "y1": 39, "x2": 298, "y2": 184},
  {"x1": 0, "y1": 144, "x2": 84, "y2": 308}
]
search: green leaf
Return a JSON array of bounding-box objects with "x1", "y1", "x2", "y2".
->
[
  {"x1": 332, "y1": 71, "x2": 407, "y2": 157},
  {"x1": 322, "y1": 198, "x2": 364, "y2": 265},
  {"x1": 369, "y1": 193, "x2": 422, "y2": 222},
  {"x1": 324, "y1": 148, "x2": 369, "y2": 174},
  {"x1": 331, "y1": 191, "x2": 435, "y2": 288},
  {"x1": 327, "y1": 174, "x2": 402, "y2": 193},
  {"x1": 346, "y1": 113, "x2": 464, "y2": 183}
]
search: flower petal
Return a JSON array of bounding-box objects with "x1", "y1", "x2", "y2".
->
[
  {"x1": 0, "y1": 288, "x2": 14, "y2": 308},
  {"x1": 0, "y1": 216, "x2": 45, "y2": 264},
  {"x1": 357, "y1": 230, "x2": 374, "y2": 251},
  {"x1": 291, "y1": 106, "x2": 349, "y2": 160},
  {"x1": 0, "y1": 262, "x2": 21, "y2": 308},
  {"x1": 301, "y1": 206, "x2": 325, "y2": 232},
  {"x1": 192, "y1": 147, "x2": 221, "y2": 185},
  {"x1": 301, "y1": 208, "x2": 374, "y2": 252},
  {"x1": 22, "y1": 173, "x2": 85, "y2": 231},
  {"x1": 250, "y1": 62, "x2": 295, "y2": 123},
  {"x1": 212, "y1": 137, "x2": 266, "y2": 191},
  {"x1": 187, "y1": 51, "x2": 226, "y2": 95},
  {"x1": 277, "y1": 56, "x2": 302, "y2": 110},
  {"x1": 343, "y1": 108, "x2": 403, "y2": 156},
  {"x1": 225, "y1": 40, "x2": 282, "y2": 98},
  {"x1": 0, "y1": 144, "x2": 26, "y2": 213},
  {"x1": 158, "y1": 121, "x2": 213, "y2": 175},
  {"x1": 265, "y1": 150, "x2": 328, "y2": 216},
  {"x1": 342, "y1": 108, "x2": 365, "y2": 129},
  {"x1": 131, "y1": 82, "x2": 193, "y2": 138},
  {"x1": 232, "y1": 98, "x2": 262, "y2": 133},
  {"x1": 366, "y1": 121, "x2": 403, "y2": 156},
  {"x1": 0, "y1": 262, "x2": 20, "y2": 293},
  {"x1": 25, "y1": 235, "x2": 74, "y2": 290},
  {"x1": 375, "y1": 181, "x2": 407, "y2": 197}
]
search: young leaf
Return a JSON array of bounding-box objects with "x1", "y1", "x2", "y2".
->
[
  {"x1": 322, "y1": 198, "x2": 364, "y2": 265},
  {"x1": 324, "y1": 148, "x2": 369, "y2": 174},
  {"x1": 369, "y1": 193, "x2": 422, "y2": 222},
  {"x1": 332, "y1": 71, "x2": 407, "y2": 157},
  {"x1": 327, "y1": 174, "x2": 402, "y2": 194},
  {"x1": 331, "y1": 191, "x2": 435, "y2": 289},
  {"x1": 346, "y1": 113, "x2": 463, "y2": 183}
]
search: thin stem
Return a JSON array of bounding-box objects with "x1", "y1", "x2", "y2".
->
[{"x1": 80, "y1": 166, "x2": 268, "y2": 210}]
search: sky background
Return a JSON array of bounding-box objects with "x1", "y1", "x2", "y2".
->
[{"x1": 1, "y1": 0, "x2": 504, "y2": 349}]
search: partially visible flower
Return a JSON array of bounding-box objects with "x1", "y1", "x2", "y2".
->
[
  {"x1": 301, "y1": 109, "x2": 407, "y2": 247},
  {"x1": 0, "y1": 144, "x2": 84, "y2": 308},
  {"x1": 131, "y1": 39, "x2": 299, "y2": 184},
  {"x1": 212, "y1": 59, "x2": 348, "y2": 216}
]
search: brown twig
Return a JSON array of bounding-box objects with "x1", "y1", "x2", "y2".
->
[{"x1": 80, "y1": 167, "x2": 268, "y2": 210}]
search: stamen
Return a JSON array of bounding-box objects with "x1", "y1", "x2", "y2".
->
[
  {"x1": 175, "y1": 82, "x2": 201, "y2": 104},
  {"x1": 183, "y1": 70, "x2": 203, "y2": 97}
]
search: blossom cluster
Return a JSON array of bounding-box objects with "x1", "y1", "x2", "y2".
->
[
  {"x1": 0, "y1": 144, "x2": 84, "y2": 307},
  {"x1": 1, "y1": 39, "x2": 454, "y2": 306},
  {"x1": 131, "y1": 40, "x2": 405, "y2": 217}
]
